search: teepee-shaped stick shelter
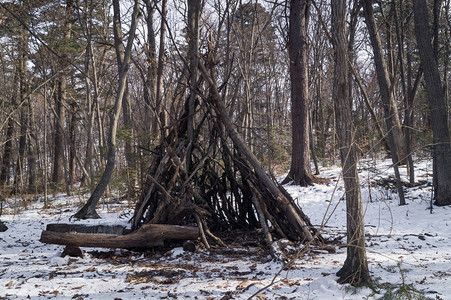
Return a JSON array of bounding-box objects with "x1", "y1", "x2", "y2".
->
[{"x1": 131, "y1": 60, "x2": 323, "y2": 252}]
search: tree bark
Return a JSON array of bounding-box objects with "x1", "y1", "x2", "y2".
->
[
  {"x1": 283, "y1": 0, "x2": 313, "y2": 186},
  {"x1": 413, "y1": 0, "x2": 451, "y2": 206},
  {"x1": 332, "y1": 0, "x2": 370, "y2": 285},
  {"x1": 73, "y1": 0, "x2": 141, "y2": 219}
]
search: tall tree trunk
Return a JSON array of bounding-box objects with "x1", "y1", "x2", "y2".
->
[
  {"x1": 14, "y1": 21, "x2": 30, "y2": 194},
  {"x1": 433, "y1": 0, "x2": 441, "y2": 60},
  {"x1": 186, "y1": 0, "x2": 201, "y2": 171},
  {"x1": 52, "y1": 0, "x2": 73, "y2": 186},
  {"x1": 85, "y1": 6, "x2": 102, "y2": 187},
  {"x1": 144, "y1": 0, "x2": 157, "y2": 141},
  {"x1": 0, "y1": 118, "x2": 14, "y2": 187},
  {"x1": 27, "y1": 100, "x2": 36, "y2": 192},
  {"x1": 283, "y1": 0, "x2": 313, "y2": 186},
  {"x1": 51, "y1": 78, "x2": 67, "y2": 185},
  {"x1": 82, "y1": 6, "x2": 95, "y2": 187},
  {"x1": 364, "y1": 1, "x2": 407, "y2": 163},
  {"x1": 112, "y1": 0, "x2": 136, "y2": 198},
  {"x1": 0, "y1": 73, "x2": 18, "y2": 187},
  {"x1": 156, "y1": 0, "x2": 168, "y2": 139},
  {"x1": 68, "y1": 101, "x2": 77, "y2": 184},
  {"x1": 76, "y1": 0, "x2": 102, "y2": 188},
  {"x1": 73, "y1": 0, "x2": 141, "y2": 219},
  {"x1": 43, "y1": 86, "x2": 49, "y2": 208},
  {"x1": 332, "y1": 0, "x2": 370, "y2": 285},
  {"x1": 363, "y1": 0, "x2": 406, "y2": 205},
  {"x1": 413, "y1": 0, "x2": 451, "y2": 206},
  {"x1": 392, "y1": 0, "x2": 415, "y2": 181}
]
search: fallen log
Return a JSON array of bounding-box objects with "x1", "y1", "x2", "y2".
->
[
  {"x1": 46, "y1": 223, "x2": 128, "y2": 235},
  {"x1": 40, "y1": 224, "x2": 199, "y2": 249}
]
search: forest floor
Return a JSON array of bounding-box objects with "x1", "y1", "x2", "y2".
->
[{"x1": 0, "y1": 157, "x2": 450, "y2": 299}]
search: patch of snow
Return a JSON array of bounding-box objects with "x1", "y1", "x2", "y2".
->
[{"x1": 0, "y1": 158, "x2": 449, "y2": 299}]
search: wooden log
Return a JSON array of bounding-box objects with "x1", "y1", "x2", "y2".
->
[
  {"x1": 40, "y1": 224, "x2": 199, "y2": 249},
  {"x1": 46, "y1": 223, "x2": 127, "y2": 235}
]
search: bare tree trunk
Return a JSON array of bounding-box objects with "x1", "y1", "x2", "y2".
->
[
  {"x1": 86, "y1": 25, "x2": 102, "y2": 187},
  {"x1": 68, "y1": 101, "x2": 77, "y2": 184},
  {"x1": 283, "y1": 0, "x2": 313, "y2": 186},
  {"x1": 95, "y1": 94, "x2": 105, "y2": 169},
  {"x1": 0, "y1": 116, "x2": 14, "y2": 187},
  {"x1": 432, "y1": 0, "x2": 443, "y2": 198},
  {"x1": 51, "y1": 79, "x2": 66, "y2": 185},
  {"x1": 143, "y1": 0, "x2": 158, "y2": 141},
  {"x1": 443, "y1": 0, "x2": 450, "y2": 129},
  {"x1": 235, "y1": 4, "x2": 256, "y2": 155},
  {"x1": 43, "y1": 86, "x2": 49, "y2": 208},
  {"x1": 52, "y1": 0, "x2": 73, "y2": 186},
  {"x1": 112, "y1": 0, "x2": 136, "y2": 198},
  {"x1": 364, "y1": 1, "x2": 407, "y2": 164},
  {"x1": 363, "y1": 0, "x2": 406, "y2": 205},
  {"x1": 82, "y1": 7, "x2": 95, "y2": 187},
  {"x1": 76, "y1": 0, "x2": 102, "y2": 188},
  {"x1": 186, "y1": 0, "x2": 201, "y2": 171},
  {"x1": 14, "y1": 21, "x2": 30, "y2": 194},
  {"x1": 73, "y1": 0, "x2": 141, "y2": 219},
  {"x1": 14, "y1": 102, "x2": 26, "y2": 193},
  {"x1": 332, "y1": 0, "x2": 370, "y2": 285},
  {"x1": 309, "y1": 112, "x2": 320, "y2": 175},
  {"x1": 433, "y1": 0, "x2": 441, "y2": 60},
  {"x1": 413, "y1": 0, "x2": 451, "y2": 206},
  {"x1": 392, "y1": 0, "x2": 415, "y2": 181},
  {"x1": 0, "y1": 72, "x2": 18, "y2": 187},
  {"x1": 156, "y1": 0, "x2": 168, "y2": 139},
  {"x1": 27, "y1": 100, "x2": 36, "y2": 192}
]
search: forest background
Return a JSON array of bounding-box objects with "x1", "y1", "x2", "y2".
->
[{"x1": 0, "y1": 0, "x2": 450, "y2": 292}]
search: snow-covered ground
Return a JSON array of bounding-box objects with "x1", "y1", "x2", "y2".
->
[{"x1": 0, "y1": 158, "x2": 449, "y2": 299}]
